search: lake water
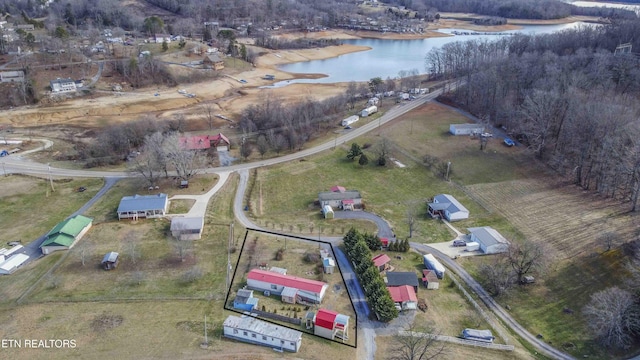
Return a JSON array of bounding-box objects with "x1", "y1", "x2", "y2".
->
[{"x1": 272, "y1": 22, "x2": 596, "y2": 86}]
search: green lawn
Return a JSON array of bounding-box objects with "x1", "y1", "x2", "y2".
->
[{"x1": 0, "y1": 175, "x2": 103, "y2": 243}]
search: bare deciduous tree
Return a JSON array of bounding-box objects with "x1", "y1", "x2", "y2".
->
[
  {"x1": 389, "y1": 322, "x2": 447, "y2": 360},
  {"x1": 202, "y1": 103, "x2": 216, "y2": 130},
  {"x1": 583, "y1": 287, "x2": 640, "y2": 349},
  {"x1": 506, "y1": 241, "x2": 547, "y2": 284},
  {"x1": 599, "y1": 231, "x2": 619, "y2": 253},
  {"x1": 479, "y1": 256, "x2": 515, "y2": 296},
  {"x1": 405, "y1": 201, "x2": 421, "y2": 238}
]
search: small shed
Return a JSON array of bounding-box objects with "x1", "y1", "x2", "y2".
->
[
  {"x1": 281, "y1": 286, "x2": 298, "y2": 304},
  {"x1": 170, "y1": 217, "x2": 204, "y2": 240},
  {"x1": 323, "y1": 258, "x2": 335, "y2": 274},
  {"x1": 180, "y1": 180, "x2": 189, "y2": 188},
  {"x1": 372, "y1": 253, "x2": 391, "y2": 272},
  {"x1": 422, "y1": 269, "x2": 439, "y2": 289},
  {"x1": 233, "y1": 289, "x2": 259, "y2": 312},
  {"x1": 101, "y1": 252, "x2": 119, "y2": 270},
  {"x1": 322, "y1": 205, "x2": 334, "y2": 219}
]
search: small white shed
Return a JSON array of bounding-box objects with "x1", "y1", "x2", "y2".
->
[{"x1": 322, "y1": 205, "x2": 334, "y2": 219}]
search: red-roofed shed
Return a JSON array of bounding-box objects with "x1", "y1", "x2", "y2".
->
[
  {"x1": 372, "y1": 253, "x2": 391, "y2": 272},
  {"x1": 331, "y1": 185, "x2": 346, "y2": 193},
  {"x1": 314, "y1": 309, "x2": 337, "y2": 330}
]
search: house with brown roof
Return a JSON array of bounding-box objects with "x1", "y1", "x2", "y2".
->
[{"x1": 203, "y1": 53, "x2": 225, "y2": 70}]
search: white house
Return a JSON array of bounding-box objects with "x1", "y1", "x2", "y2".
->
[
  {"x1": 246, "y1": 269, "x2": 328, "y2": 304},
  {"x1": 0, "y1": 253, "x2": 29, "y2": 275},
  {"x1": 318, "y1": 189, "x2": 362, "y2": 210},
  {"x1": 170, "y1": 216, "x2": 204, "y2": 240},
  {"x1": 50, "y1": 78, "x2": 77, "y2": 93},
  {"x1": 0, "y1": 71, "x2": 24, "y2": 83},
  {"x1": 467, "y1": 226, "x2": 510, "y2": 254},
  {"x1": 449, "y1": 123, "x2": 484, "y2": 136},
  {"x1": 223, "y1": 315, "x2": 302, "y2": 352},
  {"x1": 117, "y1": 193, "x2": 169, "y2": 220},
  {"x1": 428, "y1": 194, "x2": 469, "y2": 221}
]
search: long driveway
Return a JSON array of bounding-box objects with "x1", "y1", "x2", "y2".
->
[{"x1": 412, "y1": 242, "x2": 575, "y2": 360}]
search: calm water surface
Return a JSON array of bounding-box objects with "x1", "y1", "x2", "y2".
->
[{"x1": 273, "y1": 22, "x2": 595, "y2": 85}]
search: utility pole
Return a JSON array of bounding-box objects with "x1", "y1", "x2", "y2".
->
[
  {"x1": 226, "y1": 222, "x2": 234, "y2": 292},
  {"x1": 2, "y1": 162, "x2": 5, "y2": 177},
  {"x1": 446, "y1": 161, "x2": 451, "y2": 182},
  {"x1": 48, "y1": 163, "x2": 54, "y2": 191}
]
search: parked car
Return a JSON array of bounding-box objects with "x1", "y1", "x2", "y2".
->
[
  {"x1": 7, "y1": 241, "x2": 21, "y2": 246},
  {"x1": 503, "y1": 138, "x2": 515, "y2": 147},
  {"x1": 345, "y1": 125, "x2": 352, "y2": 130},
  {"x1": 453, "y1": 239, "x2": 466, "y2": 247}
]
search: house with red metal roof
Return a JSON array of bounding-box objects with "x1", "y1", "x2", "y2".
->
[
  {"x1": 313, "y1": 309, "x2": 350, "y2": 342},
  {"x1": 178, "y1": 133, "x2": 231, "y2": 151},
  {"x1": 387, "y1": 285, "x2": 418, "y2": 310},
  {"x1": 246, "y1": 269, "x2": 328, "y2": 304},
  {"x1": 372, "y1": 253, "x2": 391, "y2": 272}
]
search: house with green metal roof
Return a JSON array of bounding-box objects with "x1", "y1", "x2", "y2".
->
[{"x1": 40, "y1": 215, "x2": 93, "y2": 255}]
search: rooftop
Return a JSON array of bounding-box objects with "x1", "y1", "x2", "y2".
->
[
  {"x1": 223, "y1": 315, "x2": 302, "y2": 342},
  {"x1": 430, "y1": 194, "x2": 469, "y2": 214},
  {"x1": 318, "y1": 190, "x2": 361, "y2": 202},
  {"x1": 372, "y1": 253, "x2": 391, "y2": 267},
  {"x1": 387, "y1": 285, "x2": 417, "y2": 303},
  {"x1": 467, "y1": 226, "x2": 509, "y2": 247},
  {"x1": 386, "y1": 271, "x2": 419, "y2": 288},
  {"x1": 247, "y1": 269, "x2": 327, "y2": 294},
  {"x1": 117, "y1": 193, "x2": 168, "y2": 213},
  {"x1": 170, "y1": 217, "x2": 204, "y2": 231},
  {"x1": 41, "y1": 215, "x2": 93, "y2": 247}
]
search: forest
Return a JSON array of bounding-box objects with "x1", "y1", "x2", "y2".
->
[
  {"x1": 381, "y1": 0, "x2": 638, "y2": 20},
  {"x1": 425, "y1": 19, "x2": 640, "y2": 212}
]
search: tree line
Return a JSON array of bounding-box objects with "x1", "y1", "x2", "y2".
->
[
  {"x1": 426, "y1": 19, "x2": 640, "y2": 211},
  {"x1": 343, "y1": 228, "x2": 398, "y2": 322},
  {"x1": 382, "y1": 0, "x2": 637, "y2": 20}
]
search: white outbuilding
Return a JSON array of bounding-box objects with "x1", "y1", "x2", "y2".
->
[{"x1": 467, "y1": 227, "x2": 510, "y2": 254}]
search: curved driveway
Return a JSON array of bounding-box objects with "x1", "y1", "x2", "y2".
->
[{"x1": 334, "y1": 211, "x2": 393, "y2": 239}]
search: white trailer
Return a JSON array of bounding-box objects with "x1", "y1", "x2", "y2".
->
[
  {"x1": 341, "y1": 115, "x2": 359, "y2": 127},
  {"x1": 423, "y1": 254, "x2": 445, "y2": 279},
  {"x1": 360, "y1": 106, "x2": 378, "y2": 117},
  {"x1": 465, "y1": 242, "x2": 480, "y2": 252}
]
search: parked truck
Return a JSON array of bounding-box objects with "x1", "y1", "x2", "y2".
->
[
  {"x1": 360, "y1": 105, "x2": 378, "y2": 117},
  {"x1": 341, "y1": 115, "x2": 359, "y2": 127},
  {"x1": 423, "y1": 254, "x2": 445, "y2": 279}
]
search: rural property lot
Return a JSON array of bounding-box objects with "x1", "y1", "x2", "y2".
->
[{"x1": 228, "y1": 230, "x2": 357, "y2": 347}]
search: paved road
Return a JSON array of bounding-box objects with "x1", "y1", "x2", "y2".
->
[
  {"x1": 334, "y1": 211, "x2": 394, "y2": 239},
  {"x1": 0, "y1": 88, "x2": 444, "y2": 178},
  {"x1": 411, "y1": 242, "x2": 576, "y2": 360},
  {"x1": 233, "y1": 169, "x2": 376, "y2": 359}
]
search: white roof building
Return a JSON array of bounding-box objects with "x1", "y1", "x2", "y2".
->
[
  {"x1": 0, "y1": 253, "x2": 29, "y2": 275},
  {"x1": 223, "y1": 315, "x2": 302, "y2": 352},
  {"x1": 468, "y1": 226, "x2": 510, "y2": 254}
]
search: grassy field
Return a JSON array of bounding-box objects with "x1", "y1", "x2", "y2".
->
[
  {"x1": 0, "y1": 175, "x2": 103, "y2": 244},
  {"x1": 0, "y1": 171, "x2": 360, "y2": 360}
]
